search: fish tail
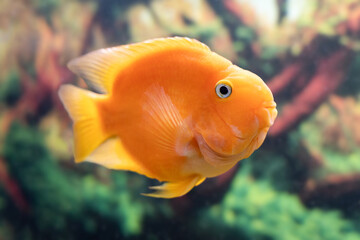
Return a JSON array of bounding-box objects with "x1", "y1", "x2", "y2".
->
[{"x1": 58, "y1": 84, "x2": 108, "y2": 163}]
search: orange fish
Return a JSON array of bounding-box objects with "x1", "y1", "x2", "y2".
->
[{"x1": 59, "y1": 37, "x2": 277, "y2": 198}]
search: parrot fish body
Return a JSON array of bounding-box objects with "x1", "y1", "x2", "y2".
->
[{"x1": 59, "y1": 37, "x2": 277, "y2": 198}]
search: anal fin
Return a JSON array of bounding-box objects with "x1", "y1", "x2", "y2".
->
[
  {"x1": 86, "y1": 137, "x2": 155, "y2": 179},
  {"x1": 142, "y1": 175, "x2": 203, "y2": 198}
]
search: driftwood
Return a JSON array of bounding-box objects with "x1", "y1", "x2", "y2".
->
[
  {"x1": 268, "y1": 48, "x2": 353, "y2": 137},
  {"x1": 301, "y1": 174, "x2": 360, "y2": 209},
  {"x1": 0, "y1": 158, "x2": 28, "y2": 212}
]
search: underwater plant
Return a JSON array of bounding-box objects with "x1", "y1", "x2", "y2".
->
[
  {"x1": 2, "y1": 122, "x2": 169, "y2": 239},
  {"x1": 197, "y1": 165, "x2": 360, "y2": 240}
]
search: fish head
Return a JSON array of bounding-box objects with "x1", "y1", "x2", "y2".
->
[{"x1": 198, "y1": 65, "x2": 277, "y2": 167}]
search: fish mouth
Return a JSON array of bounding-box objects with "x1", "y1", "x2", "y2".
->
[
  {"x1": 263, "y1": 101, "x2": 277, "y2": 109},
  {"x1": 263, "y1": 102, "x2": 277, "y2": 126}
]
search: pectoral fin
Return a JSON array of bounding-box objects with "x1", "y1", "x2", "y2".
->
[
  {"x1": 142, "y1": 175, "x2": 204, "y2": 198},
  {"x1": 142, "y1": 84, "x2": 193, "y2": 156}
]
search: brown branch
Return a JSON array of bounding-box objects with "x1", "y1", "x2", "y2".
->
[
  {"x1": 269, "y1": 48, "x2": 352, "y2": 137},
  {"x1": 0, "y1": 158, "x2": 28, "y2": 212},
  {"x1": 267, "y1": 62, "x2": 305, "y2": 96},
  {"x1": 301, "y1": 174, "x2": 360, "y2": 209},
  {"x1": 224, "y1": 0, "x2": 256, "y2": 27}
]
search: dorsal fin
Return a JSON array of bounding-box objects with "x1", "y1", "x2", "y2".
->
[{"x1": 67, "y1": 37, "x2": 210, "y2": 94}]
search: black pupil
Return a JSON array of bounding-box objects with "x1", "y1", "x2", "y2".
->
[{"x1": 220, "y1": 86, "x2": 229, "y2": 95}]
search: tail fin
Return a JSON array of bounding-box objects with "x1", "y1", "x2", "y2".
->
[{"x1": 58, "y1": 84, "x2": 108, "y2": 162}]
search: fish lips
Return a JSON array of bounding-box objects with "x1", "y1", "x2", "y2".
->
[{"x1": 260, "y1": 101, "x2": 277, "y2": 127}]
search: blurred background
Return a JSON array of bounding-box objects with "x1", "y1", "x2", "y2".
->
[{"x1": 1, "y1": 0, "x2": 360, "y2": 239}]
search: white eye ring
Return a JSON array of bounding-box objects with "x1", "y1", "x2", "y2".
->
[{"x1": 215, "y1": 83, "x2": 232, "y2": 98}]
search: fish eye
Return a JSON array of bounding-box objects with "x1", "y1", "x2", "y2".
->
[{"x1": 215, "y1": 83, "x2": 232, "y2": 98}]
